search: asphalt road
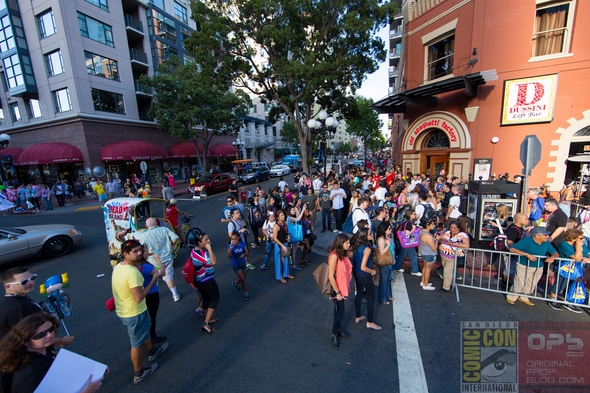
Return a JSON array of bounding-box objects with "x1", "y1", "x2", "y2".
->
[{"x1": 1, "y1": 174, "x2": 589, "y2": 393}]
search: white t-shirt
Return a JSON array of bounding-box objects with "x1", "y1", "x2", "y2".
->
[
  {"x1": 330, "y1": 188, "x2": 345, "y2": 210},
  {"x1": 352, "y1": 208, "x2": 370, "y2": 233},
  {"x1": 312, "y1": 178, "x2": 323, "y2": 191},
  {"x1": 415, "y1": 202, "x2": 435, "y2": 221},
  {"x1": 374, "y1": 187, "x2": 387, "y2": 202},
  {"x1": 278, "y1": 180, "x2": 287, "y2": 192},
  {"x1": 262, "y1": 219, "x2": 275, "y2": 240},
  {"x1": 448, "y1": 195, "x2": 462, "y2": 219}
]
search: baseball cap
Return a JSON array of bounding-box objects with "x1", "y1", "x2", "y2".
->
[
  {"x1": 530, "y1": 227, "x2": 550, "y2": 236},
  {"x1": 169, "y1": 198, "x2": 177, "y2": 204}
]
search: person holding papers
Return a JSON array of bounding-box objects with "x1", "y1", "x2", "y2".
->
[{"x1": 0, "y1": 313, "x2": 103, "y2": 393}]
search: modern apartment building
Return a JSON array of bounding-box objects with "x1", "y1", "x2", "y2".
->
[
  {"x1": 373, "y1": 0, "x2": 590, "y2": 191},
  {"x1": 0, "y1": 0, "x2": 240, "y2": 185}
]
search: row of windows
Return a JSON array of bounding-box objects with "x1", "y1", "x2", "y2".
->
[
  {"x1": 2, "y1": 86, "x2": 125, "y2": 124},
  {"x1": 150, "y1": 0, "x2": 189, "y2": 24}
]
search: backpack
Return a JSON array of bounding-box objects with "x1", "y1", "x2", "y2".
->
[
  {"x1": 343, "y1": 208, "x2": 362, "y2": 233},
  {"x1": 182, "y1": 256, "x2": 195, "y2": 284},
  {"x1": 420, "y1": 203, "x2": 437, "y2": 221},
  {"x1": 459, "y1": 195, "x2": 468, "y2": 215},
  {"x1": 250, "y1": 205, "x2": 264, "y2": 226}
]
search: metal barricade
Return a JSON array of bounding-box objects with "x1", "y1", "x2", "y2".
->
[{"x1": 450, "y1": 247, "x2": 589, "y2": 309}]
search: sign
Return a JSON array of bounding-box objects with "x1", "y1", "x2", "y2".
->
[
  {"x1": 140, "y1": 161, "x2": 147, "y2": 174},
  {"x1": 473, "y1": 158, "x2": 492, "y2": 180},
  {"x1": 408, "y1": 118, "x2": 459, "y2": 147},
  {"x1": 519, "y1": 135, "x2": 542, "y2": 170},
  {"x1": 501, "y1": 74, "x2": 558, "y2": 125}
]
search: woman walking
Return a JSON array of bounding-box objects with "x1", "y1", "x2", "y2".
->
[
  {"x1": 419, "y1": 218, "x2": 438, "y2": 290},
  {"x1": 350, "y1": 228, "x2": 382, "y2": 331},
  {"x1": 191, "y1": 232, "x2": 220, "y2": 333},
  {"x1": 273, "y1": 210, "x2": 294, "y2": 283},
  {"x1": 138, "y1": 246, "x2": 165, "y2": 343},
  {"x1": 375, "y1": 222, "x2": 394, "y2": 304},
  {"x1": 328, "y1": 233, "x2": 353, "y2": 349}
]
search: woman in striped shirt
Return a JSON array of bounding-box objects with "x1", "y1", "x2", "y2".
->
[{"x1": 191, "y1": 232, "x2": 219, "y2": 333}]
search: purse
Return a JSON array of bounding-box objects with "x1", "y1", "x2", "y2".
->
[
  {"x1": 281, "y1": 244, "x2": 292, "y2": 257},
  {"x1": 313, "y1": 262, "x2": 333, "y2": 295},
  {"x1": 374, "y1": 247, "x2": 393, "y2": 266},
  {"x1": 105, "y1": 297, "x2": 115, "y2": 312},
  {"x1": 397, "y1": 227, "x2": 420, "y2": 248},
  {"x1": 288, "y1": 220, "x2": 303, "y2": 243}
]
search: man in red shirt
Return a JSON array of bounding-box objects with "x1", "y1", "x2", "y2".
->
[{"x1": 165, "y1": 199, "x2": 192, "y2": 247}]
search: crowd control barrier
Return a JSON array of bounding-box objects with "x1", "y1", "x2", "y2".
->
[{"x1": 450, "y1": 247, "x2": 589, "y2": 309}]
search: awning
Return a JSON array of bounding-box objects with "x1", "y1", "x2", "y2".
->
[
  {"x1": 371, "y1": 70, "x2": 498, "y2": 114},
  {"x1": 168, "y1": 142, "x2": 204, "y2": 158},
  {"x1": 100, "y1": 140, "x2": 168, "y2": 161},
  {"x1": 208, "y1": 143, "x2": 237, "y2": 157},
  {"x1": 14, "y1": 143, "x2": 83, "y2": 166},
  {"x1": 0, "y1": 147, "x2": 23, "y2": 161}
]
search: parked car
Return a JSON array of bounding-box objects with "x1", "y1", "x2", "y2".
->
[
  {"x1": 240, "y1": 166, "x2": 271, "y2": 183},
  {"x1": 283, "y1": 155, "x2": 303, "y2": 172},
  {"x1": 193, "y1": 173, "x2": 235, "y2": 195},
  {"x1": 270, "y1": 164, "x2": 290, "y2": 177},
  {"x1": 251, "y1": 162, "x2": 268, "y2": 168},
  {"x1": 0, "y1": 225, "x2": 83, "y2": 264}
]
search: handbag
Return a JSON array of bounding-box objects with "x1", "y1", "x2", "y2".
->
[
  {"x1": 558, "y1": 261, "x2": 584, "y2": 280},
  {"x1": 281, "y1": 244, "x2": 292, "y2": 257},
  {"x1": 105, "y1": 297, "x2": 115, "y2": 312},
  {"x1": 566, "y1": 280, "x2": 588, "y2": 304},
  {"x1": 374, "y1": 247, "x2": 393, "y2": 266},
  {"x1": 288, "y1": 220, "x2": 303, "y2": 243},
  {"x1": 313, "y1": 262, "x2": 333, "y2": 295},
  {"x1": 397, "y1": 227, "x2": 420, "y2": 248}
]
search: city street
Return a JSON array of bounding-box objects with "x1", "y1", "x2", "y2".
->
[{"x1": 1, "y1": 175, "x2": 589, "y2": 392}]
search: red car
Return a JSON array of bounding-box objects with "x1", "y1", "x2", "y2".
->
[{"x1": 192, "y1": 173, "x2": 234, "y2": 195}]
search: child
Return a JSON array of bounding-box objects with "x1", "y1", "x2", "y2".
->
[
  {"x1": 240, "y1": 188, "x2": 247, "y2": 204},
  {"x1": 228, "y1": 232, "x2": 250, "y2": 300}
]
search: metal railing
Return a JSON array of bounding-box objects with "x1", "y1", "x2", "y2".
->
[
  {"x1": 125, "y1": 14, "x2": 143, "y2": 33},
  {"x1": 129, "y1": 48, "x2": 148, "y2": 64},
  {"x1": 449, "y1": 247, "x2": 589, "y2": 309}
]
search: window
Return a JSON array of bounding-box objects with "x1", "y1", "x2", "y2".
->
[
  {"x1": 78, "y1": 13, "x2": 114, "y2": 47},
  {"x1": 85, "y1": 51, "x2": 119, "y2": 81},
  {"x1": 3, "y1": 54, "x2": 23, "y2": 88},
  {"x1": 53, "y1": 88, "x2": 71, "y2": 112},
  {"x1": 85, "y1": 0, "x2": 108, "y2": 11},
  {"x1": 0, "y1": 108, "x2": 4, "y2": 125},
  {"x1": 0, "y1": 15, "x2": 15, "y2": 53},
  {"x1": 28, "y1": 99, "x2": 42, "y2": 118},
  {"x1": 153, "y1": 11, "x2": 177, "y2": 44},
  {"x1": 91, "y1": 88, "x2": 125, "y2": 114},
  {"x1": 37, "y1": 9, "x2": 56, "y2": 39},
  {"x1": 426, "y1": 34, "x2": 454, "y2": 81},
  {"x1": 532, "y1": 1, "x2": 575, "y2": 57},
  {"x1": 9, "y1": 102, "x2": 20, "y2": 122},
  {"x1": 150, "y1": 0, "x2": 165, "y2": 9},
  {"x1": 45, "y1": 50, "x2": 64, "y2": 76},
  {"x1": 174, "y1": 2, "x2": 188, "y2": 23}
]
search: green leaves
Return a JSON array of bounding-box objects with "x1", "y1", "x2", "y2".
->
[{"x1": 346, "y1": 95, "x2": 383, "y2": 150}]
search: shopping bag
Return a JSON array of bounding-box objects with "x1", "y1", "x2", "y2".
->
[
  {"x1": 566, "y1": 280, "x2": 588, "y2": 304},
  {"x1": 288, "y1": 220, "x2": 303, "y2": 243}
]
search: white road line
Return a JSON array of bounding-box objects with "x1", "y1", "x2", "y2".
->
[{"x1": 392, "y1": 272, "x2": 429, "y2": 393}]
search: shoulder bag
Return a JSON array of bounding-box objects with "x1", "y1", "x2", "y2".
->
[{"x1": 313, "y1": 261, "x2": 333, "y2": 296}]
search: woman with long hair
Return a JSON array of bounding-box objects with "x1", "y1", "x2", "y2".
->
[
  {"x1": 287, "y1": 204, "x2": 307, "y2": 271},
  {"x1": 191, "y1": 232, "x2": 220, "y2": 333},
  {"x1": 273, "y1": 210, "x2": 294, "y2": 283},
  {"x1": 419, "y1": 218, "x2": 438, "y2": 290},
  {"x1": 350, "y1": 228, "x2": 382, "y2": 330},
  {"x1": 395, "y1": 184, "x2": 410, "y2": 220},
  {"x1": 436, "y1": 220, "x2": 470, "y2": 293},
  {"x1": 327, "y1": 233, "x2": 353, "y2": 350},
  {"x1": 300, "y1": 208, "x2": 314, "y2": 265},
  {"x1": 375, "y1": 222, "x2": 395, "y2": 304},
  {"x1": 0, "y1": 313, "x2": 103, "y2": 393}
]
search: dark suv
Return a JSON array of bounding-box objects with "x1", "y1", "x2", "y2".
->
[{"x1": 240, "y1": 166, "x2": 270, "y2": 183}]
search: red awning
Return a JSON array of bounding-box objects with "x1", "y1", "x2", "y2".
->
[
  {"x1": 14, "y1": 143, "x2": 83, "y2": 166},
  {"x1": 168, "y1": 142, "x2": 204, "y2": 158},
  {"x1": 100, "y1": 140, "x2": 168, "y2": 161},
  {"x1": 208, "y1": 143, "x2": 237, "y2": 157},
  {"x1": 0, "y1": 147, "x2": 23, "y2": 161}
]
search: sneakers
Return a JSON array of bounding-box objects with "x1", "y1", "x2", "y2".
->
[
  {"x1": 260, "y1": 264, "x2": 268, "y2": 270},
  {"x1": 250, "y1": 244, "x2": 259, "y2": 249},
  {"x1": 455, "y1": 276, "x2": 463, "y2": 281},
  {"x1": 411, "y1": 272, "x2": 422, "y2": 277},
  {"x1": 173, "y1": 294, "x2": 180, "y2": 302},
  {"x1": 243, "y1": 293, "x2": 250, "y2": 301},
  {"x1": 246, "y1": 263, "x2": 255, "y2": 270},
  {"x1": 232, "y1": 280, "x2": 241, "y2": 291},
  {"x1": 422, "y1": 285, "x2": 436, "y2": 291},
  {"x1": 419, "y1": 282, "x2": 433, "y2": 287},
  {"x1": 195, "y1": 308, "x2": 204, "y2": 317},
  {"x1": 148, "y1": 343, "x2": 168, "y2": 362},
  {"x1": 133, "y1": 364, "x2": 158, "y2": 384},
  {"x1": 397, "y1": 268, "x2": 405, "y2": 273},
  {"x1": 547, "y1": 301, "x2": 562, "y2": 311},
  {"x1": 562, "y1": 303, "x2": 582, "y2": 314},
  {"x1": 333, "y1": 229, "x2": 339, "y2": 233}
]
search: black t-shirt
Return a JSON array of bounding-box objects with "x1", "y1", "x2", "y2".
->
[
  {"x1": 0, "y1": 295, "x2": 41, "y2": 340},
  {"x1": 505, "y1": 224, "x2": 524, "y2": 245},
  {"x1": 12, "y1": 351, "x2": 55, "y2": 393},
  {"x1": 546, "y1": 209, "x2": 568, "y2": 248}
]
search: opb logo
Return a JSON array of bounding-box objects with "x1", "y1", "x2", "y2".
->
[{"x1": 527, "y1": 333, "x2": 583, "y2": 357}]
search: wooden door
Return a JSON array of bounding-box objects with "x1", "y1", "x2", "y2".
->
[{"x1": 426, "y1": 155, "x2": 448, "y2": 180}]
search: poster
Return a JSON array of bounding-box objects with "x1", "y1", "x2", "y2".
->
[
  {"x1": 501, "y1": 74, "x2": 558, "y2": 125},
  {"x1": 473, "y1": 158, "x2": 492, "y2": 181}
]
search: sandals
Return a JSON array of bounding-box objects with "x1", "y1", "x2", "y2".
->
[
  {"x1": 366, "y1": 323, "x2": 383, "y2": 331},
  {"x1": 208, "y1": 318, "x2": 218, "y2": 325},
  {"x1": 287, "y1": 275, "x2": 294, "y2": 279},
  {"x1": 200, "y1": 322, "x2": 214, "y2": 333},
  {"x1": 380, "y1": 301, "x2": 391, "y2": 305},
  {"x1": 279, "y1": 278, "x2": 287, "y2": 283},
  {"x1": 355, "y1": 316, "x2": 366, "y2": 324}
]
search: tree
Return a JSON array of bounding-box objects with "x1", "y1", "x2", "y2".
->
[
  {"x1": 337, "y1": 142, "x2": 352, "y2": 154},
  {"x1": 185, "y1": 0, "x2": 396, "y2": 172},
  {"x1": 140, "y1": 58, "x2": 251, "y2": 173},
  {"x1": 280, "y1": 121, "x2": 299, "y2": 151},
  {"x1": 346, "y1": 95, "x2": 384, "y2": 154}
]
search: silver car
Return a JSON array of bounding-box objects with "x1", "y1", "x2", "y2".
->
[
  {"x1": 0, "y1": 225, "x2": 83, "y2": 264},
  {"x1": 270, "y1": 164, "x2": 290, "y2": 177}
]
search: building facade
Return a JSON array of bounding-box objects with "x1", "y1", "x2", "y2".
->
[
  {"x1": 374, "y1": 0, "x2": 590, "y2": 190},
  {"x1": 0, "y1": 0, "x2": 239, "y2": 186}
]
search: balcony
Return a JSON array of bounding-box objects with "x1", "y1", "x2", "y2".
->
[
  {"x1": 134, "y1": 80, "x2": 153, "y2": 96},
  {"x1": 389, "y1": 66, "x2": 398, "y2": 77},
  {"x1": 389, "y1": 27, "x2": 402, "y2": 40},
  {"x1": 125, "y1": 14, "x2": 144, "y2": 42},
  {"x1": 389, "y1": 49, "x2": 400, "y2": 60},
  {"x1": 130, "y1": 48, "x2": 149, "y2": 71}
]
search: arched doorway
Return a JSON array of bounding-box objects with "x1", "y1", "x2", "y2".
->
[{"x1": 420, "y1": 130, "x2": 450, "y2": 179}]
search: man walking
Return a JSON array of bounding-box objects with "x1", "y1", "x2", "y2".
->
[
  {"x1": 139, "y1": 218, "x2": 181, "y2": 302},
  {"x1": 106, "y1": 179, "x2": 118, "y2": 201},
  {"x1": 318, "y1": 184, "x2": 332, "y2": 233},
  {"x1": 445, "y1": 185, "x2": 462, "y2": 222},
  {"x1": 112, "y1": 240, "x2": 167, "y2": 384},
  {"x1": 161, "y1": 183, "x2": 174, "y2": 201},
  {"x1": 330, "y1": 181, "x2": 347, "y2": 232}
]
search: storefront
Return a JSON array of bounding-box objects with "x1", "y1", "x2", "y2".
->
[
  {"x1": 208, "y1": 143, "x2": 237, "y2": 172},
  {"x1": 13, "y1": 143, "x2": 84, "y2": 185},
  {"x1": 167, "y1": 141, "x2": 205, "y2": 179},
  {"x1": 0, "y1": 147, "x2": 22, "y2": 185},
  {"x1": 100, "y1": 140, "x2": 168, "y2": 185}
]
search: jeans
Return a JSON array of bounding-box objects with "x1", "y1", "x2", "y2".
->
[
  {"x1": 321, "y1": 208, "x2": 332, "y2": 231},
  {"x1": 334, "y1": 208, "x2": 344, "y2": 231},
  {"x1": 395, "y1": 246, "x2": 419, "y2": 273},
  {"x1": 332, "y1": 299, "x2": 345, "y2": 335},
  {"x1": 250, "y1": 223, "x2": 261, "y2": 246},
  {"x1": 354, "y1": 272, "x2": 376, "y2": 322},
  {"x1": 263, "y1": 241, "x2": 274, "y2": 266},
  {"x1": 378, "y1": 265, "x2": 392, "y2": 303},
  {"x1": 274, "y1": 243, "x2": 290, "y2": 280},
  {"x1": 43, "y1": 196, "x2": 53, "y2": 210}
]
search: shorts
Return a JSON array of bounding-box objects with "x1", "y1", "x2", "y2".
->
[
  {"x1": 118, "y1": 310, "x2": 151, "y2": 348},
  {"x1": 99, "y1": 193, "x2": 107, "y2": 201},
  {"x1": 422, "y1": 255, "x2": 436, "y2": 263},
  {"x1": 232, "y1": 263, "x2": 247, "y2": 272},
  {"x1": 161, "y1": 260, "x2": 174, "y2": 282}
]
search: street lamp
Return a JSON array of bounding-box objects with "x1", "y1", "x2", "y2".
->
[
  {"x1": 308, "y1": 110, "x2": 339, "y2": 179},
  {"x1": 232, "y1": 138, "x2": 245, "y2": 159},
  {"x1": 0, "y1": 134, "x2": 10, "y2": 149}
]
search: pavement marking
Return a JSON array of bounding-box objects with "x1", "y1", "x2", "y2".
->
[
  {"x1": 391, "y1": 272, "x2": 429, "y2": 393},
  {"x1": 75, "y1": 206, "x2": 101, "y2": 212}
]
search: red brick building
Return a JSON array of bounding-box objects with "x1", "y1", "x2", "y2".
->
[{"x1": 374, "y1": 0, "x2": 590, "y2": 190}]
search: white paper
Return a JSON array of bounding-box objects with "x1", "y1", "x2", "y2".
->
[{"x1": 34, "y1": 349, "x2": 107, "y2": 393}]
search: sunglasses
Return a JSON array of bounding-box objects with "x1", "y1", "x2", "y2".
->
[
  {"x1": 226, "y1": 200, "x2": 234, "y2": 203},
  {"x1": 5, "y1": 274, "x2": 38, "y2": 286},
  {"x1": 31, "y1": 325, "x2": 57, "y2": 340}
]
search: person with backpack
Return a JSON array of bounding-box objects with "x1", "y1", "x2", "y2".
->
[
  {"x1": 350, "y1": 197, "x2": 371, "y2": 234},
  {"x1": 190, "y1": 232, "x2": 220, "y2": 333},
  {"x1": 393, "y1": 209, "x2": 421, "y2": 276},
  {"x1": 501, "y1": 213, "x2": 528, "y2": 281},
  {"x1": 415, "y1": 192, "x2": 437, "y2": 222},
  {"x1": 527, "y1": 189, "x2": 545, "y2": 226},
  {"x1": 246, "y1": 196, "x2": 265, "y2": 249},
  {"x1": 445, "y1": 185, "x2": 462, "y2": 222}
]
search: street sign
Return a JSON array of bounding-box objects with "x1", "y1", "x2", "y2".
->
[{"x1": 519, "y1": 135, "x2": 542, "y2": 169}]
